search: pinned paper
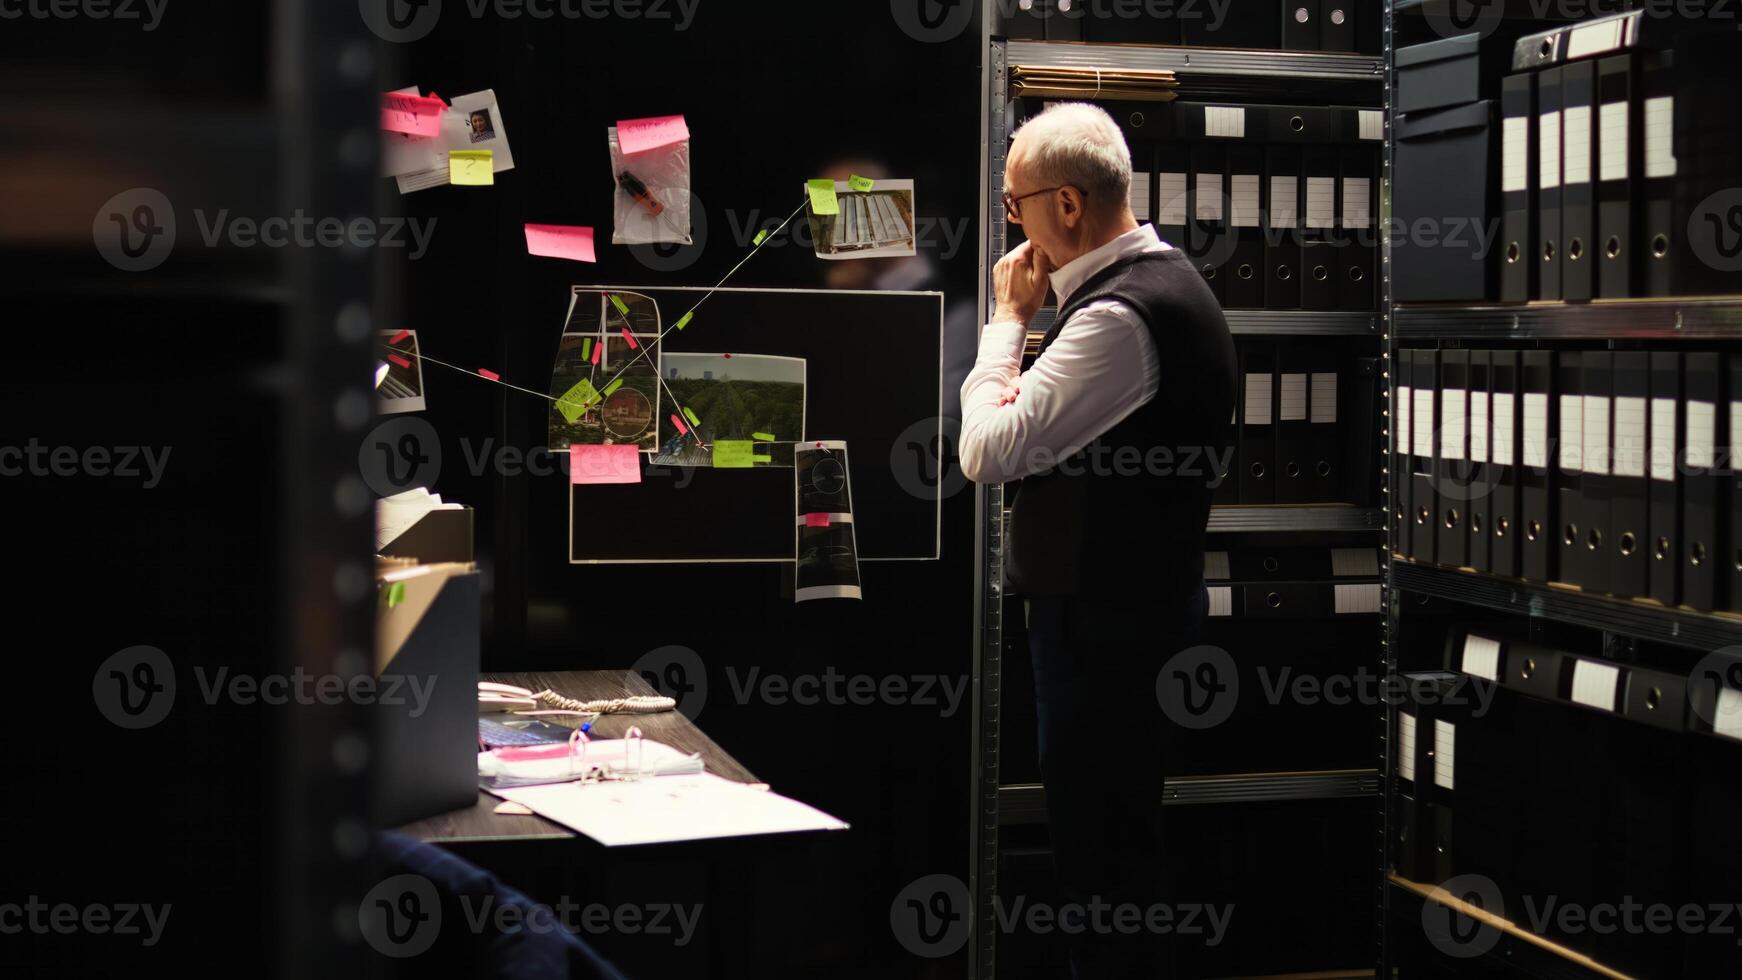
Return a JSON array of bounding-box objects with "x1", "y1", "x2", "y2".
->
[
  {"x1": 805, "y1": 513, "x2": 831, "y2": 527},
  {"x1": 570, "y1": 444, "x2": 642, "y2": 485},
  {"x1": 807, "y1": 179, "x2": 840, "y2": 215},
  {"x1": 713, "y1": 440, "x2": 756, "y2": 468},
  {"x1": 590, "y1": 340, "x2": 602, "y2": 365},
  {"x1": 386, "y1": 581, "x2": 407, "y2": 607},
  {"x1": 616, "y1": 114, "x2": 689, "y2": 156},
  {"x1": 382, "y1": 92, "x2": 445, "y2": 137},
  {"x1": 478, "y1": 368, "x2": 500, "y2": 382},
  {"x1": 848, "y1": 174, "x2": 875, "y2": 192},
  {"x1": 555, "y1": 378, "x2": 601, "y2": 422},
  {"x1": 752, "y1": 229, "x2": 769, "y2": 246},
  {"x1": 752, "y1": 431, "x2": 776, "y2": 442},
  {"x1": 602, "y1": 378, "x2": 623, "y2": 397},
  {"x1": 670, "y1": 413, "x2": 689, "y2": 435},
  {"x1": 610, "y1": 294, "x2": 631, "y2": 316},
  {"x1": 581, "y1": 337, "x2": 593, "y2": 362},
  {"x1": 388, "y1": 329, "x2": 411, "y2": 345},
  {"x1": 388, "y1": 353, "x2": 412, "y2": 369},
  {"x1": 674, "y1": 311, "x2": 693, "y2": 331},
  {"x1": 524, "y1": 224, "x2": 596, "y2": 263},
  {"x1": 449, "y1": 149, "x2": 494, "y2": 185},
  {"x1": 620, "y1": 328, "x2": 639, "y2": 349},
  {"x1": 682, "y1": 406, "x2": 700, "y2": 427}
]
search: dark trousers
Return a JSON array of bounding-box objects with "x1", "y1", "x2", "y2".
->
[{"x1": 1026, "y1": 587, "x2": 1206, "y2": 980}]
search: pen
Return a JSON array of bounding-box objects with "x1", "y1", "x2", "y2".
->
[{"x1": 617, "y1": 170, "x2": 664, "y2": 216}]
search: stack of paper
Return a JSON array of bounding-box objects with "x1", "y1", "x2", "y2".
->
[
  {"x1": 1009, "y1": 65, "x2": 1179, "y2": 102},
  {"x1": 490, "y1": 772, "x2": 849, "y2": 847},
  {"x1": 382, "y1": 88, "x2": 517, "y2": 193},
  {"x1": 376, "y1": 487, "x2": 465, "y2": 551}
]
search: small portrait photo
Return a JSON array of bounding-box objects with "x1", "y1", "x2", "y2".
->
[{"x1": 468, "y1": 108, "x2": 495, "y2": 143}]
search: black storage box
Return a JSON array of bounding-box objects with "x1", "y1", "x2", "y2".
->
[
  {"x1": 1393, "y1": 100, "x2": 1498, "y2": 303},
  {"x1": 1396, "y1": 32, "x2": 1512, "y2": 115}
]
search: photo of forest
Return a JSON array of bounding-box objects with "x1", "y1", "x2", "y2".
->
[{"x1": 653, "y1": 353, "x2": 805, "y2": 467}]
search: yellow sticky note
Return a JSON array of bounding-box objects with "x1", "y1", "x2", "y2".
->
[
  {"x1": 449, "y1": 149, "x2": 494, "y2": 186},
  {"x1": 848, "y1": 174, "x2": 875, "y2": 192},
  {"x1": 806, "y1": 179, "x2": 839, "y2": 216},
  {"x1": 386, "y1": 581, "x2": 406, "y2": 607},
  {"x1": 751, "y1": 431, "x2": 775, "y2": 442},
  {"x1": 752, "y1": 229, "x2": 769, "y2": 246},
  {"x1": 713, "y1": 440, "x2": 756, "y2": 468},
  {"x1": 602, "y1": 377, "x2": 623, "y2": 397},
  {"x1": 555, "y1": 378, "x2": 601, "y2": 422},
  {"x1": 610, "y1": 293, "x2": 630, "y2": 316},
  {"x1": 674, "y1": 311, "x2": 693, "y2": 331}
]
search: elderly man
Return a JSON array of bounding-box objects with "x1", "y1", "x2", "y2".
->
[{"x1": 959, "y1": 102, "x2": 1236, "y2": 977}]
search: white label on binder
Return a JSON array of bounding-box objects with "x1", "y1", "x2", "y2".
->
[
  {"x1": 1523, "y1": 392, "x2": 1549, "y2": 469},
  {"x1": 1644, "y1": 96, "x2": 1676, "y2": 179},
  {"x1": 1470, "y1": 389, "x2": 1490, "y2": 464},
  {"x1": 1331, "y1": 547, "x2": 1379, "y2": 577},
  {"x1": 1396, "y1": 385, "x2": 1412, "y2": 457},
  {"x1": 1560, "y1": 394, "x2": 1585, "y2": 472},
  {"x1": 1358, "y1": 109, "x2": 1383, "y2": 141},
  {"x1": 1584, "y1": 395, "x2": 1611, "y2": 476},
  {"x1": 1492, "y1": 392, "x2": 1517, "y2": 467},
  {"x1": 1567, "y1": 17, "x2": 1625, "y2": 59},
  {"x1": 1204, "y1": 105, "x2": 1246, "y2": 139},
  {"x1": 1599, "y1": 101, "x2": 1628, "y2": 183},
  {"x1": 1203, "y1": 550, "x2": 1230, "y2": 580},
  {"x1": 1129, "y1": 170, "x2": 1152, "y2": 216},
  {"x1": 1685, "y1": 400, "x2": 1715, "y2": 470},
  {"x1": 1571, "y1": 659, "x2": 1621, "y2": 712},
  {"x1": 1540, "y1": 112, "x2": 1562, "y2": 189},
  {"x1": 1650, "y1": 396, "x2": 1676, "y2": 482},
  {"x1": 1463, "y1": 635, "x2": 1501, "y2": 681},
  {"x1": 1231, "y1": 174, "x2": 1261, "y2": 228},
  {"x1": 1433, "y1": 720, "x2": 1455, "y2": 791},
  {"x1": 1207, "y1": 586, "x2": 1232, "y2": 617},
  {"x1": 1195, "y1": 173, "x2": 1224, "y2": 221},
  {"x1": 1716, "y1": 687, "x2": 1742, "y2": 742},
  {"x1": 1413, "y1": 388, "x2": 1435, "y2": 460},
  {"x1": 1564, "y1": 106, "x2": 1592, "y2": 185},
  {"x1": 1502, "y1": 115, "x2": 1530, "y2": 194},
  {"x1": 1305, "y1": 176, "x2": 1336, "y2": 230},
  {"x1": 1614, "y1": 396, "x2": 1647, "y2": 478},
  {"x1": 1158, "y1": 173, "x2": 1188, "y2": 226},
  {"x1": 1269, "y1": 175, "x2": 1299, "y2": 229},
  {"x1": 1341, "y1": 177, "x2": 1371, "y2": 228},
  {"x1": 1398, "y1": 712, "x2": 1417, "y2": 782},
  {"x1": 1279, "y1": 373, "x2": 1308, "y2": 421},
  {"x1": 1334, "y1": 583, "x2": 1381, "y2": 614},
  {"x1": 1244, "y1": 372, "x2": 1272, "y2": 426},
  {"x1": 1311, "y1": 372, "x2": 1337, "y2": 424},
  {"x1": 1442, "y1": 388, "x2": 1467, "y2": 461}
]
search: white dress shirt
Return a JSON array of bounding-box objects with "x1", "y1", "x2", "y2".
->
[{"x1": 958, "y1": 224, "x2": 1170, "y2": 483}]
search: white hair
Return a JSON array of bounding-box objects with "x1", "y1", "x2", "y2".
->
[{"x1": 1012, "y1": 102, "x2": 1131, "y2": 216}]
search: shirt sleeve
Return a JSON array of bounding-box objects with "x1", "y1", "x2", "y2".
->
[{"x1": 957, "y1": 300, "x2": 1160, "y2": 484}]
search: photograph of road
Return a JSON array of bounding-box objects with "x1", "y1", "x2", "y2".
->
[{"x1": 653, "y1": 353, "x2": 805, "y2": 467}]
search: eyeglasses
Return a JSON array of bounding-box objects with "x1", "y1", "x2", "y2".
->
[{"x1": 1003, "y1": 185, "x2": 1077, "y2": 222}]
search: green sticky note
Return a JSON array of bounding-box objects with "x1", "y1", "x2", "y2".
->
[
  {"x1": 806, "y1": 178, "x2": 839, "y2": 216},
  {"x1": 386, "y1": 581, "x2": 406, "y2": 607},
  {"x1": 752, "y1": 229, "x2": 769, "y2": 246},
  {"x1": 847, "y1": 174, "x2": 875, "y2": 192},
  {"x1": 449, "y1": 149, "x2": 493, "y2": 185},
  {"x1": 674, "y1": 311, "x2": 693, "y2": 331},
  {"x1": 751, "y1": 431, "x2": 776, "y2": 442},
  {"x1": 682, "y1": 406, "x2": 700, "y2": 427},
  {"x1": 751, "y1": 454, "x2": 772, "y2": 464},
  {"x1": 609, "y1": 294, "x2": 630, "y2": 316},
  {"x1": 555, "y1": 378, "x2": 601, "y2": 422},
  {"x1": 602, "y1": 378, "x2": 623, "y2": 397},
  {"x1": 713, "y1": 440, "x2": 755, "y2": 468},
  {"x1": 580, "y1": 337, "x2": 593, "y2": 361}
]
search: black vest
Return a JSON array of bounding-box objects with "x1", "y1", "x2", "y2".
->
[{"x1": 1006, "y1": 247, "x2": 1237, "y2": 599}]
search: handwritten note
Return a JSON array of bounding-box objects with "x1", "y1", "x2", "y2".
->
[
  {"x1": 382, "y1": 92, "x2": 445, "y2": 137},
  {"x1": 807, "y1": 179, "x2": 840, "y2": 216},
  {"x1": 449, "y1": 150, "x2": 494, "y2": 185},
  {"x1": 848, "y1": 174, "x2": 875, "y2": 192},
  {"x1": 570, "y1": 444, "x2": 642, "y2": 485},
  {"x1": 555, "y1": 378, "x2": 601, "y2": 422},
  {"x1": 524, "y1": 224, "x2": 596, "y2": 263},
  {"x1": 713, "y1": 440, "x2": 756, "y2": 468},
  {"x1": 616, "y1": 114, "x2": 689, "y2": 155}
]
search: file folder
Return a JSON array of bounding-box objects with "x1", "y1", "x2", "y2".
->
[
  {"x1": 1239, "y1": 344, "x2": 1277, "y2": 504},
  {"x1": 1392, "y1": 100, "x2": 1496, "y2": 302},
  {"x1": 1394, "y1": 350, "x2": 1413, "y2": 554},
  {"x1": 1264, "y1": 145, "x2": 1302, "y2": 309},
  {"x1": 1437, "y1": 350, "x2": 1471, "y2": 568},
  {"x1": 1317, "y1": 0, "x2": 1354, "y2": 53},
  {"x1": 1189, "y1": 141, "x2": 1228, "y2": 301},
  {"x1": 1308, "y1": 354, "x2": 1341, "y2": 502},
  {"x1": 1276, "y1": 344, "x2": 1312, "y2": 504},
  {"x1": 1537, "y1": 66, "x2": 1564, "y2": 301},
  {"x1": 1156, "y1": 140, "x2": 1190, "y2": 255},
  {"x1": 1499, "y1": 73, "x2": 1536, "y2": 303},
  {"x1": 1610, "y1": 353, "x2": 1650, "y2": 599},
  {"x1": 1281, "y1": 0, "x2": 1315, "y2": 51},
  {"x1": 1647, "y1": 352, "x2": 1681, "y2": 606},
  {"x1": 1556, "y1": 352, "x2": 1588, "y2": 586},
  {"x1": 1410, "y1": 348, "x2": 1439, "y2": 563},
  {"x1": 1521, "y1": 350, "x2": 1557, "y2": 581},
  {"x1": 1226, "y1": 142, "x2": 1267, "y2": 309},
  {"x1": 1561, "y1": 59, "x2": 1596, "y2": 302},
  {"x1": 1181, "y1": 0, "x2": 1279, "y2": 48},
  {"x1": 1125, "y1": 118, "x2": 1155, "y2": 228},
  {"x1": 1467, "y1": 350, "x2": 1492, "y2": 574},
  {"x1": 1578, "y1": 351, "x2": 1614, "y2": 594},
  {"x1": 1337, "y1": 141, "x2": 1377, "y2": 310},
  {"x1": 1729, "y1": 353, "x2": 1742, "y2": 613},
  {"x1": 1489, "y1": 350, "x2": 1522, "y2": 578},
  {"x1": 1638, "y1": 47, "x2": 1675, "y2": 297},
  {"x1": 1681, "y1": 352, "x2": 1721, "y2": 611},
  {"x1": 1595, "y1": 53, "x2": 1636, "y2": 299},
  {"x1": 1082, "y1": 4, "x2": 1182, "y2": 44},
  {"x1": 1300, "y1": 145, "x2": 1339, "y2": 310}
]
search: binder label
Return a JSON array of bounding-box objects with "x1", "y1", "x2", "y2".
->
[
  {"x1": 1158, "y1": 173, "x2": 1188, "y2": 226},
  {"x1": 1203, "y1": 550, "x2": 1230, "y2": 580},
  {"x1": 1492, "y1": 392, "x2": 1516, "y2": 466},
  {"x1": 1583, "y1": 395, "x2": 1611, "y2": 476},
  {"x1": 1523, "y1": 393, "x2": 1550, "y2": 469},
  {"x1": 1564, "y1": 106, "x2": 1592, "y2": 186},
  {"x1": 1413, "y1": 389, "x2": 1434, "y2": 460},
  {"x1": 1279, "y1": 373, "x2": 1307, "y2": 422},
  {"x1": 1717, "y1": 688, "x2": 1742, "y2": 742},
  {"x1": 1311, "y1": 373, "x2": 1337, "y2": 424},
  {"x1": 1207, "y1": 586, "x2": 1233, "y2": 617},
  {"x1": 1432, "y1": 720, "x2": 1455, "y2": 791},
  {"x1": 1341, "y1": 178, "x2": 1371, "y2": 229},
  {"x1": 1331, "y1": 547, "x2": 1379, "y2": 577},
  {"x1": 1269, "y1": 176, "x2": 1298, "y2": 229},
  {"x1": 1650, "y1": 397, "x2": 1676, "y2": 481},
  {"x1": 1204, "y1": 105, "x2": 1246, "y2": 139},
  {"x1": 1567, "y1": 18, "x2": 1625, "y2": 60},
  {"x1": 1560, "y1": 394, "x2": 1585, "y2": 472},
  {"x1": 1462, "y1": 635, "x2": 1501, "y2": 681},
  {"x1": 1470, "y1": 390, "x2": 1490, "y2": 464},
  {"x1": 1599, "y1": 101, "x2": 1628, "y2": 183},
  {"x1": 1614, "y1": 396, "x2": 1647, "y2": 478},
  {"x1": 1128, "y1": 170, "x2": 1151, "y2": 217},
  {"x1": 1644, "y1": 97, "x2": 1676, "y2": 179},
  {"x1": 1358, "y1": 110, "x2": 1383, "y2": 142},
  {"x1": 1195, "y1": 173, "x2": 1224, "y2": 221},
  {"x1": 1502, "y1": 116, "x2": 1529, "y2": 194},
  {"x1": 1442, "y1": 388, "x2": 1467, "y2": 461},
  {"x1": 1333, "y1": 583, "x2": 1381, "y2": 614},
  {"x1": 1305, "y1": 177, "x2": 1335, "y2": 230},
  {"x1": 1396, "y1": 384, "x2": 1412, "y2": 456},
  {"x1": 1244, "y1": 373, "x2": 1273, "y2": 426},
  {"x1": 1571, "y1": 659, "x2": 1621, "y2": 712},
  {"x1": 1230, "y1": 174, "x2": 1261, "y2": 228},
  {"x1": 1398, "y1": 712, "x2": 1417, "y2": 782},
  {"x1": 1685, "y1": 400, "x2": 1715, "y2": 470},
  {"x1": 1540, "y1": 112, "x2": 1562, "y2": 189}
]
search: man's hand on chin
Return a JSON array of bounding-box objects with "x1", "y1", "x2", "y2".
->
[{"x1": 992, "y1": 240, "x2": 1052, "y2": 328}]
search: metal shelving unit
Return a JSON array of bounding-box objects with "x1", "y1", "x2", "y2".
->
[
  {"x1": 1007, "y1": 39, "x2": 1383, "y2": 81},
  {"x1": 998, "y1": 770, "x2": 1381, "y2": 824},
  {"x1": 1209, "y1": 504, "x2": 1387, "y2": 534},
  {"x1": 1026, "y1": 308, "x2": 1377, "y2": 350},
  {"x1": 1394, "y1": 298, "x2": 1742, "y2": 340}
]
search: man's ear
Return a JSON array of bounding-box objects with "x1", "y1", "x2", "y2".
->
[{"x1": 1059, "y1": 187, "x2": 1087, "y2": 228}]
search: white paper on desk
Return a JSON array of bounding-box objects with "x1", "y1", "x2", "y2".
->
[
  {"x1": 376, "y1": 487, "x2": 463, "y2": 550},
  {"x1": 396, "y1": 89, "x2": 515, "y2": 193},
  {"x1": 490, "y1": 772, "x2": 849, "y2": 846},
  {"x1": 478, "y1": 738, "x2": 698, "y2": 782}
]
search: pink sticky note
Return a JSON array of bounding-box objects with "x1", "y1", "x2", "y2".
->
[
  {"x1": 616, "y1": 114, "x2": 689, "y2": 156},
  {"x1": 524, "y1": 224, "x2": 597, "y2": 263},
  {"x1": 670, "y1": 413, "x2": 689, "y2": 435},
  {"x1": 382, "y1": 92, "x2": 445, "y2": 137},
  {"x1": 570, "y1": 444, "x2": 641, "y2": 485},
  {"x1": 388, "y1": 329, "x2": 411, "y2": 345},
  {"x1": 388, "y1": 353, "x2": 412, "y2": 369},
  {"x1": 805, "y1": 513, "x2": 831, "y2": 528},
  {"x1": 621, "y1": 328, "x2": 639, "y2": 350},
  {"x1": 478, "y1": 368, "x2": 500, "y2": 382}
]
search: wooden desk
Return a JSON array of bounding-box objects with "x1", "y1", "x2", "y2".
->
[{"x1": 396, "y1": 669, "x2": 759, "y2": 843}]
